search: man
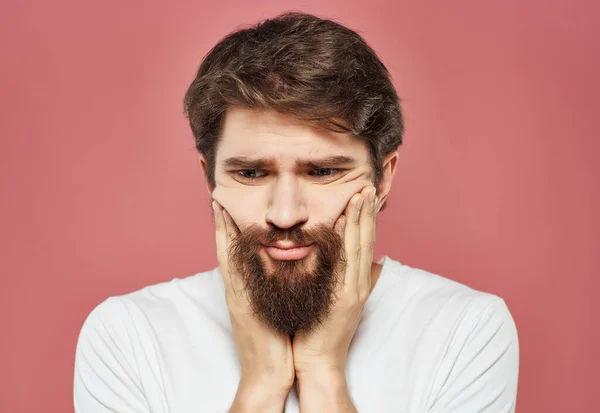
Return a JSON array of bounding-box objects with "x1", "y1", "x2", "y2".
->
[{"x1": 74, "y1": 12, "x2": 519, "y2": 413}]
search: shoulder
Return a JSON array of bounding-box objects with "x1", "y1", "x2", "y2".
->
[
  {"x1": 74, "y1": 267, "x2": 224, "y2": 411},
  {"x1": 378, "y1": 257, "x2": 518, "y2": 355},
  {"x1": 380, "y1": 258, "x2": 519, "y2": 410},
  {"x1": 79, "y1": 266, "x2": 224, "y2": 337},
  {"x1": 382, "y1": 256, "x2": 517, "y2": 328}
]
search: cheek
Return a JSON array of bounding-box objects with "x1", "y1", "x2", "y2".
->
[
  {"x1": 212, "y1": 186, "x2": 265, "y2": 227},
  {"x1": 308, "y1": 183, "x2": 369, "y2": 221}
]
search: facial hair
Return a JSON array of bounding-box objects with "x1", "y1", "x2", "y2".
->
[{"x1": 228, "y1": 222, "x2": 346, "y2": 336}]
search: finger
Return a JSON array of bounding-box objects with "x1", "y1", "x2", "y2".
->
[
  {"x1": 343, "y1": 192, "x2": 363, "y2": 292},
  {"x1": 358, "y1": 186, "x2": 377, "y2": 295},
  {"x1": 212, "y1": 200, "x2": 231, "y2": 289},
  {"x1": 221, "y1": 208, "x2": 246, "y2": 296},
  {"x1": 334, "y1": 214, "x2": 346, "y2": 238},
  {"x1": 333, "y1": 214, "x2": 347, "y2": 289},
  {"x1": 222, "y1": 208, "x2": 240, "y2": 241},
  {"x1": 374, "y1": 195, "x2": 383, "y2": 213}
]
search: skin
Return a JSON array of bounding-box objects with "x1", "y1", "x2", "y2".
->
[{"x1": 203, "y1": 107, "x2": 399, "y2": 412}]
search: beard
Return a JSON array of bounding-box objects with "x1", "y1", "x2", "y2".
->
[{"x1": 228, "y1": 222, "x2": 346, "y2": 336}]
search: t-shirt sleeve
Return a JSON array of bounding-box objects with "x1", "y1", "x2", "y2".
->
[
  {"x1": 427, "y1": 296, "x2": 520, "y2": 413},
  {"x1": 73, "y1": 296, "x2": 151, "y2": 413}
]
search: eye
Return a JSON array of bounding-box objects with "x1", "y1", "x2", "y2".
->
[
  {"x1": 310, "y1": 168, "x2": 340, "y2": 177},
  {"x1": 236, "y1": 170, "x2": 266, "y2": 179}
]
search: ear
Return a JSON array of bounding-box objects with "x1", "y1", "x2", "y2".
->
[
  {"x1": 198, "y1": 153, "x2": 215, "y2": 195},
  {"x1": 376, "y1": 151, "x2": 399, "y2": 212}
]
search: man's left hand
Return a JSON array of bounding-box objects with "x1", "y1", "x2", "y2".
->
[{"x1": 292, "y1": 185, "x2": 380, "y2": 381}]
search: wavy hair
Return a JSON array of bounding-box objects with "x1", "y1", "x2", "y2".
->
[{"x1": 183, "y1": 12, "x2": 404, "y2": 192}]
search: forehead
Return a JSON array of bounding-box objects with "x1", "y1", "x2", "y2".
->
[{"x1": 217, "y1": 107, "x2": 369, "y2": 162}]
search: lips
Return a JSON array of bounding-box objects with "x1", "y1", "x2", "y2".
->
[{"x1": 263, "y1": 243, "x2": 314, "y2": 260}]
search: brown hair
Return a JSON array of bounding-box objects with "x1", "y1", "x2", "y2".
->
[{"x1": 183, "y1": 11, "x2": 404, "y2": 192}]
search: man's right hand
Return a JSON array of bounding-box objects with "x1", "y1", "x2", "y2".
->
[{"x1": 212, "y1": 200, "x2": 295, "y2": 413}]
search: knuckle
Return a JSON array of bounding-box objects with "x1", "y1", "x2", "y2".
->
[
  {"x1": 335, "y1": 290, "x2": 364, "y2": 309},
  {"x1": 361, "y1": 240, "x2": 376, "y2": 252},
  {"x1": 217, "y1": 251, "x2": 227, "y2": 264},
  {"x1": 336, "y1": 296, "x2": 356, "y2": 310}
]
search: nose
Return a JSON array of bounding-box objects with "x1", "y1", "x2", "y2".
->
[{"x1": 265, "y1": 174, "x2": 308, "y2": 229}]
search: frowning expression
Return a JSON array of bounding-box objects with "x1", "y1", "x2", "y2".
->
[{"x1": 208, "y1": 106, "x2": 375, "y2": 238}]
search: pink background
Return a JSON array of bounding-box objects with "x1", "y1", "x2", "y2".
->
[{"x1": 1, "y1": 1, "x2": 598, "y2": 412}]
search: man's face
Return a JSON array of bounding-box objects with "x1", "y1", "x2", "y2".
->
[{"x1": 209, "y1": 107, "x2": 376, "y2": 335}]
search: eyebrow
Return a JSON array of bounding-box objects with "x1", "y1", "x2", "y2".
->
[{"x1": 222, "y1": 155, "x2": 357, "y2": 170}]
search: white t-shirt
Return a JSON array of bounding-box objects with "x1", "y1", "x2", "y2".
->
[{"x1": 74, "y1": 256, "x2": 519, "y2": 412}]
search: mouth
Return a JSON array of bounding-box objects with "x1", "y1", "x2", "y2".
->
[{"x1": 263, "y1": 243, "x2": 314, "y2": 260}]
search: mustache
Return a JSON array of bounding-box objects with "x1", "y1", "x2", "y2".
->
[{"x1": 238, "y1": 223, "x2": 338, "y2": 246}]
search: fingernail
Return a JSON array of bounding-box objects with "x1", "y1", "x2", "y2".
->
[
  {"x1": 222, "y1": 210, "x2": 230, "y2": 228},
  {"x1": 338, "y1": 215, "x2": 346, "y2": 231},
  {"x1": 212, "y1": 201, "x2": 219, "y2": 216},
  {"x1": 374, "y1": 195, "x2": 379, "y2": 210},
  {"x1": 369, "y1": 189, "x2": 376, "y2": 204},
  {"x1": 356, "y1": 196, "x2": 364, "y2": 211}
]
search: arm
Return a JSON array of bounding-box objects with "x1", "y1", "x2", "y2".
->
[
  {"x1": 228, "y1": 379, "x2": 291, "y2": 413},
  {"x1": 73, "y1": 297, "x2": 152, "y2": 413},
  {"x1": 297, "y1": 370, "x2": 357, "y2": 413},
  {"x1": 213, "y1": 202, "x2": 295, "y2": 413},
  {"x1": 427, "y1": 297, "x2": 519, "y2": 413},
  {"x1": 292, "y1": 187, "x2": 380, "y2": 413}
]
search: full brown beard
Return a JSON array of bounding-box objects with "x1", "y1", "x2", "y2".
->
[{"x1": 228, "y1": 222, "x2": 346, "y2": 336}]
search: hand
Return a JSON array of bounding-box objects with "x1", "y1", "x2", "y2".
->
[
  {"x1": 212, "y1": 201, "x2": 295, "y2": 412},
  {"x1": 292, "y1": 185, "x2": 379, "y2": 379}
]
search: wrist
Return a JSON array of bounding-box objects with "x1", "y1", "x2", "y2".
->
[
  {"x1": 296, "y1": 369, "x2": 354, "y2": 413},
  {"x1": 230, "y1": 376, "x2": 292, "y2": 413},
  {"x1": 296, "y1": 364, "x2": 344, "y2": 382},
  {"x1": 296, "y1": 368, "x2": 347, "y2": 395}
]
